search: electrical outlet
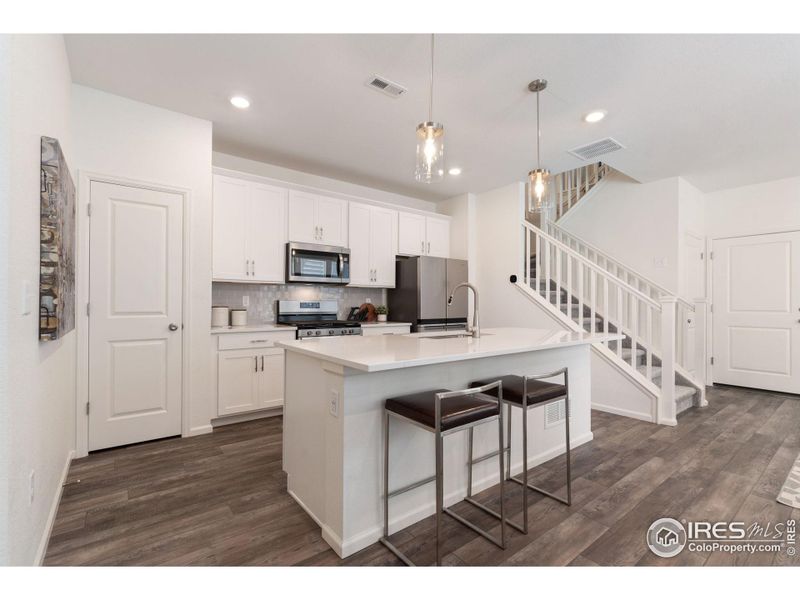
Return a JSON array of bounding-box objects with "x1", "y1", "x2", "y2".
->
[
  {"x1": 242, "y1": 295, "x2": 250, "y2": 307},
  {"x1": 365, "y1": 297, "x2": 372, "y2": 304},
  {"x1": 329, "y1": 390, "x2": 339, "y2": 417},
  {"x1": 29, "y1": 471, "x2": 35, "y2": 505}
]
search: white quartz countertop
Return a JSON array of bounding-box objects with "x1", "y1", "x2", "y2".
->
[
  {"x1": 211, "y1": 323, "x2": 297, "y2": 334},
  {"x1": 276, "y1": 327, "x2": 622, "y2": 372},
  {"x1": 359, "y1": 321, "x2": 412, "y2": 328}
]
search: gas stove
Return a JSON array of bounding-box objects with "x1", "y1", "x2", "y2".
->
[{"x1": 276, "y1": 300, "x2": 363, "y2": 339}]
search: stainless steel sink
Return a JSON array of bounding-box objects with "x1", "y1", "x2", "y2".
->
[{"x1": 427, "y1": 333, "x2": 491, "y2": 339}]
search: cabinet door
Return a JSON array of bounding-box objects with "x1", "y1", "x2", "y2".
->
[
  {"x1": 250, "y1": 183, "x2": 287, "y2": 283},
  {"x1": 348, "y1": 202, "x2": 372, "y2": 286},
  {"x1": 425, "y1": 217, "x2": 450, "y2": 258},
  {"x1": 213, "y1": 175, "x2": 250, "y2": 280},
  {"x1": 218, "y1": 350, "x2": 259, "y2": 416},
  {"x1": 370, "y1": 206, "x2": 397, "y2": 287},
  {"x1": 257, "y1": 348, "x2": 285, "y2": 410},
  {"x1": 288, "y1": 190, "x2": 318, "y2": 243},
  {"x1": 397, "y1": 212, "x2": 426, "y2": 256},
  {"x1": 316, "y1": 195, "x2": 348, "y2": 247}
]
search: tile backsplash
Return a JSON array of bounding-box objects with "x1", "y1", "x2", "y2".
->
[{"x1": 212, "y1": 283, "x2": 387, "y2": 323}]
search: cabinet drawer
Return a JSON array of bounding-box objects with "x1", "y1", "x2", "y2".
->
[{"x1": 217, "y1": 330, "x2": 296, "y2": 351}]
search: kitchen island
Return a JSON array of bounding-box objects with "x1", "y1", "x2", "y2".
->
[{"x1": 277, "y1": 328, "x2": 620, "y2": 558}]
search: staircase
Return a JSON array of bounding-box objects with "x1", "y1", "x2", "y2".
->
[{"x1": 516, "y1": 165, "x2": 706, "y2": 426}]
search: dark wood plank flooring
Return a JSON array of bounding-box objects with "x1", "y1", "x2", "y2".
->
[{"x1": 44, "y1": 386, "x2": 800, "y2": 566}]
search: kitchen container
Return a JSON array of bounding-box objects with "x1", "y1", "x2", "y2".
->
[
  {"x1": 230, "y1": 309, "x2": 248, "y2": 327},
  {"x1": 211, "y1": 305, "x2": 230, "y2": 328}
]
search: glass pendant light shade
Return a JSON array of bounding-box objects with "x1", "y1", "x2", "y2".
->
[
  {"x1": 528, "y1": 167, "x2": 551, "y2": 213},
  {"x1": 415, "y1": 121, "x2": 445, "y2": 183}
]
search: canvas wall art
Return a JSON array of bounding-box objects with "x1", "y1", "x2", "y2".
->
[{"x1": 39, "y1": 136, "x2": 76, "y2": 341}]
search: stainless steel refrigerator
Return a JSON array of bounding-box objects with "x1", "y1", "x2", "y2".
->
[{"x1": 387, "y1": 256, "x2": 469, "y2": 332}]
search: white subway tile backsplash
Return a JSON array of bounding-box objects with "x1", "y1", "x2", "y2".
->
[{"x1": 211, "y1": 283, "x2": 387, "y2": 323}]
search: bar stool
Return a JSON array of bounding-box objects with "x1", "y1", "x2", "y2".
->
[
  {"x1": 379, "y1": 381, "x2": 507, "y2": 566},
  {"x1": 469, "y1": 368, "x2": 571, "y2": 534}
]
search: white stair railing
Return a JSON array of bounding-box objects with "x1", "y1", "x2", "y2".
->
[
  {"x1": 521, "y1": 221, "x2": 683, "y2": 424},
  {"x1": 552, "y1": 162, "x2": 611, "y2": 221},
  {"x1": 544, "y1": 220, "x2": 700, "y2": 379}
]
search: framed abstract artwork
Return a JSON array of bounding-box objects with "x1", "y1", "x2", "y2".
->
[{"x1": 39, "y1": 136, "x2": 76, "y2": 341}]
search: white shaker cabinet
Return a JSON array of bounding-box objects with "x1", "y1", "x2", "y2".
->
[
  {"x1": 213, "y1": 174, "x2": 287, "y2": 283},
  {"x1": 348, "y1": 202, "x2": 397, "y2": 288},
  {"x1": 288, "y1": 190, "x2": 348, "y2": 247},
  {"x1": 397, "y1": 212, "x2": 450, "y2": 258}
]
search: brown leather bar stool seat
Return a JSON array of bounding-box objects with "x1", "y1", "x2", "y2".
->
[
  {"x1": 380, "y1": 383, "x2": 507, "y2": 566},
  {"x1": 385, "y1": 389, "x2": 500, "y2": 431},
  {"x1": 470, "y1": 375, "x2": 565, "y2": 406},
  {"x1": 469, "y1": 369, "x2": 572, "y2": 535}
]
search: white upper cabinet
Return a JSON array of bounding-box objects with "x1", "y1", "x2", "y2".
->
[
  {"x1": 398, "y1": 212, "x2": 426, "y2": 256},
  {"x1": 213, "y1": 174, "x2": 287, "y2": 283},
  {"x1": 425, "y1": 216, "x2": 450, "y2": 258},
  {"x1": 288, "y1": 190, "x2": 348, "y2": 247},
  {"x1": 397, "y1": 212, "x2": 450, "y2": 258},
  {"x1": 213, "y1": 176, "x2": 250, "y2": 280},
  {"x1": 348, "y1": 202, "x2": 397, "y2": 288}
]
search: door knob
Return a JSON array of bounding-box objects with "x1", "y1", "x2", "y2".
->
[{"x1": 168, "y1": 323, "x2": 179, "y2": 331}]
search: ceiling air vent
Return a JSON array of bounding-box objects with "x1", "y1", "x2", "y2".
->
[
  {"x1": 568, "y1": 137, "x2": 626, "y2": 161},
  {"x1": 365, "y1": 75, "x2": 407, "y2": 99}
]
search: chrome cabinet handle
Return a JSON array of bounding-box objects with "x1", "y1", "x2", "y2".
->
[
  {"x1": 320, "y1": 226, "x2": 324, "y2": 239},
  {"x1": 168, "y1": 323, "x2": 179, "y2": 331},
  {"x1": 260, "y1": 355, "x2": 264, "y2": 371},
  {"x1": 314, "y1": 226, "x2": 319, "y2": 240},
  {"x1": 427, "y1": 241, "x2": 431, "y2": 254},
  {"x1": 254, "y1": 356, "x2": 258, "y2": 372},
  {"x1": 252, "y1": 260, "x2": 255, "y2": 277},
  {"x1": 421, "y1": 240, "x2": 424, "y2": 253}
]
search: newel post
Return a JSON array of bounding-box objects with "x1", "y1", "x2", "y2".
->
[{"x1": 659, "y1": 296, "x2": 678, "y2": 426}]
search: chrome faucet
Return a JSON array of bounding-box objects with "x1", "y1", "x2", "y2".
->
[{"x1": 448, "y1": 282, "x2": 480, "y2": 339}]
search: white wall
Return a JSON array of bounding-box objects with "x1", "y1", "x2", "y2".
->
[
  {"x1": 213, "y1": 152, "x2": 437, "y2": 213},
  {"x1": 0, "y1": 33, "x2": 10, "y2": 567},
  {"x1": 2, "y1": 35, "x2": 75, "y2": 566},
  {"x1": 559, "y1": 171, "x2": 681, "y2": 293},
  {"x1": 71, "y1": 86, "x2": 216, "y2": 441},
  {"x1": 436, "y1": 193, "x2": 473, "y2": 261},
  {"x1": 677, "y1": 178, "x2": 707, "y2": 299},
  {"x1": 705, "y1": 175, "x2": 800, "y2": 239}
]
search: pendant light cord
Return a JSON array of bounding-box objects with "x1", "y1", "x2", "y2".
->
[
  {"x1": 536, "y1": 89, "x2": 541, "y2": 169},
  {"x1": 429, "y1": 33, "x2": 435, "y2": 122}
]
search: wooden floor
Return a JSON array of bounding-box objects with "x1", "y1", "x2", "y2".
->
[{"x1": 45, "y1": 385, "x2": 800, "y2": 566}]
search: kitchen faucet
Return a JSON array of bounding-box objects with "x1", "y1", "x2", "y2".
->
[{"x1": 447, "y1": 282, "x2": 480, "y2": 339}]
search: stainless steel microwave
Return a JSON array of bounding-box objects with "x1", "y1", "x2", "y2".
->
[{"x1": 286, "y1": 242, "x2": 350, "y2": 284}]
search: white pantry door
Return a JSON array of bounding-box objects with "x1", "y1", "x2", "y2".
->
[
  {"x1": 712, "y1": 231, "x2": 800, "y2": 394},
  {"x1": 88, "y1": 182, "x2": 184, "y2": 450}
]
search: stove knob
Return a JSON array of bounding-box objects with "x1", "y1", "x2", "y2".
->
[
  {"x1": 329, "y1": 329, "x2": 335, "y2": 335},
  {"x1": 315, "y1": 330, "x2": 321, "y2": 336}
]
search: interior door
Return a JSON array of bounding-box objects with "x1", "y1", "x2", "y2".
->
[
  {"x1": 682, "y1": 232, "x2": 705, "y2": 377},
  {"x1": 249, "y1": 182, "x2": 287, "y2": 283},
  {"x1": 712, "y1": 231, "x2": 800, "y2": 393},
  {"x1": 370, "y1": 206, "x2": 397, "y2": 287},
  {"x1": 89, "y1": 182, "x2": 183, "y2": 450},
  {"x1": 212, "y1": 175, "x2": 249, "y2": 280},
  {"x1": 315, "y1": 196, "x2": 347, "y2": 247},
  {"x1": 347, "y1": 203, "x2": 372, "y2": 286},
  {"x1": 398, "y1": 212, "x2": 426, "y2": 256}
]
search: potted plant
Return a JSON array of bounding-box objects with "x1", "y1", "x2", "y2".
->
[{"x1": 376, "y1": 305, "x2": 388, "y2": 322}]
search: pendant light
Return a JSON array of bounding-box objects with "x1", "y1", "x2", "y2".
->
[
  {"x1": 527, "y1": 79, "x2": 551, "y2": 213},
  {"x1": 415, "y1": 34, "x2": 445, "y2": 183}
]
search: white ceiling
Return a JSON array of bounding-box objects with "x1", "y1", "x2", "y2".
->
[{"x1": 64, "y1": 34, "x2": 800, "y2": 201}]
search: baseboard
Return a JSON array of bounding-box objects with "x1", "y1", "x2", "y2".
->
[
  {"x1": 592, "y1": 402, "x2": 655, "y2": 423},
  {"x1": 35, "y1": 449, "x2": 74, "y2": 565},
  {"x1": 288, "y1": 431, "x2": 594, "y2": 559},
  {"x1": 211, "y1": 407, "x2": 283, "y2": 428},
  {"x1": 187, "y1": 424, "x2": 213, "y2": 437}
]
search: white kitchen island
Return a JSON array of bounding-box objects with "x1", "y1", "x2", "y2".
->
[{"x1": 277, "y1": 328, "x2": 620, "y2": 558}]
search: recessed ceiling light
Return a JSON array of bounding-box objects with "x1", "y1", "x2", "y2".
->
[
  {"x1": 583, "y1": 110, "x2": 606, "y2": 123},
  {"x1": 230, "y1": 96, "x2": 250, "y2": 109},
  {"x1": 448, "y1": 167, "x2": 462, "y2": 176}
]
